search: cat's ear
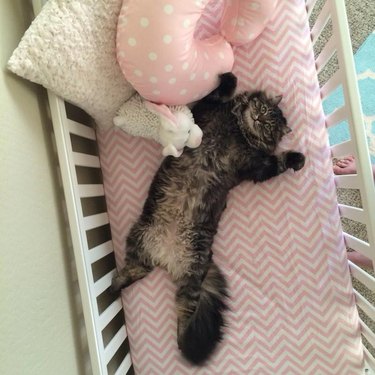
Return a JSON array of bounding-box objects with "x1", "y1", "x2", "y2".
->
[
  {"x1": 283, "y1": 126, "x2": 292, "y2": 135},
  {"x1": 270, "y1": 95, "x2": 282, "y2": 106},
  {"x1": 231, "y1": 100, "x2": 245, "y2": 125},
  {"x1": 231, "y1": 93, "x2": 248, "y2": 118}
]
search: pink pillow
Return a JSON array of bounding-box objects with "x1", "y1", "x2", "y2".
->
[
  {"x1": 221, "y1": 0, "x2": 279, "y2": 46},
  {"x1": 116, "y1": 0, "x2": 278, "y2": 106},
  {"x1": 117, "y1": 0, "x2": 234, "y2": 106}
]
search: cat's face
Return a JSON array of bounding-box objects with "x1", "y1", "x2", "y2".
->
[{"x1": 233, "y1": 92, "x2": 291, "y2": 152}]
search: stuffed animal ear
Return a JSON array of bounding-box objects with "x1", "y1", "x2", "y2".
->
[{"x1": 145, "y1": 101, "x2": 178, "y2": 131}]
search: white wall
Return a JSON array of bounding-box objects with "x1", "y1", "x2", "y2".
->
[{"x1": 0, "y1": 1, "x2": 87, "y2": 374}]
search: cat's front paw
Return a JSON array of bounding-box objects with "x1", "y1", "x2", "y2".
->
[{"x1": 285, "y1": 151, "x2": 305, "y2": 171}]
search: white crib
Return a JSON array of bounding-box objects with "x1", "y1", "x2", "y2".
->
[{"x1": 30, "y1": 0, "x2": 375, "y2": 374}]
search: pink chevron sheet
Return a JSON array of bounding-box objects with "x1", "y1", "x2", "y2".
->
[{"x1": 97, "y1": 0, "x2": 363, "y2": 373}]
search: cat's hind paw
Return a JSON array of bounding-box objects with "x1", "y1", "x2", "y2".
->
[
  {"x1": 285, "y1": 151, "x2": 305, "y2": 171},
  {"x1": 109, "y1": 275, "x2": 122, "y2": 295}
]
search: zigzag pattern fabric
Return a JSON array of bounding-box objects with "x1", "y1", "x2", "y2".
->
[{"x1": 97, "y1": 0, "x2": 363, "y2": 373}]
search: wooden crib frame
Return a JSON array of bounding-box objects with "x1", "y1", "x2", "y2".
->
[{"x1": 33, "y1": 0, "x2": 375, "y2": 373}]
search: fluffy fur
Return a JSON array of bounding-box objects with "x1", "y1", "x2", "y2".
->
[{"x1": 111, "y1": 73, "x2": 305, "y2": 365}]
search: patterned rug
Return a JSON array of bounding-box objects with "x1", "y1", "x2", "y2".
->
[{"x1": 323, "y1": 31, "x2": 375, "y2": 163}]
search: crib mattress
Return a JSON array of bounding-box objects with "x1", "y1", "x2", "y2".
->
[{"x1": 97, "y1": 0, "x2": 363, "y2": 373}]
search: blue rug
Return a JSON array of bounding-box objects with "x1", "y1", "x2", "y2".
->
[{"x1": 322, "y1": 32, "x2": 375, "y2": 163}]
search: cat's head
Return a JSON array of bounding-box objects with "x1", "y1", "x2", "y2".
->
[{"x1": 232, "y1": 91, "x2": 291, "y2": 152}]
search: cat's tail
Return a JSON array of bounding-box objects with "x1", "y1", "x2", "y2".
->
[{"x1": 177, "y1": 261, "x2": 228, "y2": 365}]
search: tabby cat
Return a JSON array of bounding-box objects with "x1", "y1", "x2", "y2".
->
[{"x1": 111, "y1": 73, "x2": 305, "y2": 365}]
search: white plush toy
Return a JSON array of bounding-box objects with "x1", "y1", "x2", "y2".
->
[{"x1": 114, "y1": 94, "x2": 203, "y2": 157}]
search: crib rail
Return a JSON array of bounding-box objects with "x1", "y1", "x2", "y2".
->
[
  {"x1": 30, "y1": 3, "x2": 133, "y2": 373},
  {"x1": 306, "y1": 0, "x2": 375, "y2": 372},
  {"x1": 47, "y1": 93, "x2": 133, "y2": 375}
]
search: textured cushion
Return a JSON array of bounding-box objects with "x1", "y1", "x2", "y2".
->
[{"x1": 8, "y1": 0, "x2": 135, "y2": 129}]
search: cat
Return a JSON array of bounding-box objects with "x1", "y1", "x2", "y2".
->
[{"x1": 111, "y1": 72, "x2": 305, "y2": 365}]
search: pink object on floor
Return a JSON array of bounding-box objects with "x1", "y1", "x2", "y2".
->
[{"x1": 98, "y1": 1, "x2": 363, "y2": 373}]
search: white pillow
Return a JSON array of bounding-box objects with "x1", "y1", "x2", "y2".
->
[{"x1": 8, "y1": 0, "x2": 135, "y2": 129}]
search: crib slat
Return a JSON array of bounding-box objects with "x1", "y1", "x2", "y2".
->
[
  {"x1": 315, "y1": 37, "x2": 336, "y2": 73},
  {"x1": 78, "y1": 184, "x2": 105, "y2": 198},
  {"x1": 359, "y1": 318, "x2": 375, "y2": 349},
  {"x1": 338, "y1": 204, "x2": 366, "y2": 223},
  {"x1": 349, "y1": 261, "x2": 375, "y2": 290},
  {"x1": 99, "y1": 298, "x2": 123, "y2": 330},
  {"x1": 345, "y1": 233, "x2": 372, "y2": 261},
  {"x1": 311, "y1": 0, "x2": 330, "y2": 44},
  {"x1": 94, "y1": 269, "x2": 117, "y2": 297},
  {"x1": 83, "y1": 213, "x2": 109, "y2": 231},
  {"x1": 321, "y1": 69, "x2": 342, "y2": 99},
  {"x1": 334, "y1": 174, "x2": 360, "y2": 189},
  {"x1": 330, "y1": 140, "x2": 353, "y2": 158},
  {"x1": 305, "y1": 0, "x2": 316, "y2": 10},
  {"x1": 68, "y1": 119, "x2": 96, "y2": 140},
  {"x1": 89, "y1": 241, "x2": 114, "y2": 264},
  {"x1": 330, "y1": 0, "x2": 375, "y2": 281},
  {"x1": 104, "y1": 325, "x2": 127, "y2": 364},
  {"x1": 354, "y1": 290, "x2": 375, "y2": 321},
  {"x1": 325, "y1": 106, "x2": 347, "y2": 128},
  {"x1": 306, "y1": 0, "x2": 318, "y2": 17},
  {"x1": 73, "y1": 152, "x2": 101, "y2": 168},
  {"x1": 364, "y1": 346, "x2": 375, "y2": 374},
  {"x1": 114, "y1": 353, "x2": 132, "y2": 375}
]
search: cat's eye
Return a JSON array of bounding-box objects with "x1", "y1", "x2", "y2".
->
[
  {"x1": 260, "y1": 105, "x2": 267, "y2": 114},
  {"x1": 264, "y1": 123, "x2": 272, "y2": 132}
]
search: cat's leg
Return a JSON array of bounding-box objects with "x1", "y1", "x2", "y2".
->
[
  {"x1": 110, "y1": 250, "x2": 153, "y2": 293},
  {"x1": 240, "y1": 151, "x2": 305, "y2": 183},
  {"x1": 110, "y1": 225, "x2": 154, "y2": 293},
  {"x1": 204, "y1": 72, "x2": 237, "y2": 102}
]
